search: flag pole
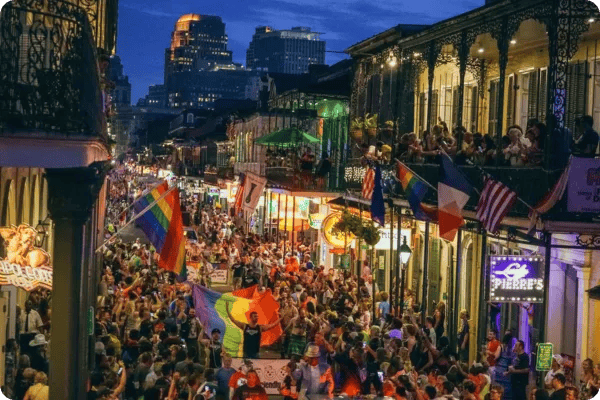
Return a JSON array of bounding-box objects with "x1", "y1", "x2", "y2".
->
[
  {"x1": 393, "y1": 159, "x2": 438, "y2": 192},
  {"x1": 104, "y1": 179, "x2": 167, "y2": 229},
  {"x1": 95, "y1": 185, "x2": 177, "y2": 253}
]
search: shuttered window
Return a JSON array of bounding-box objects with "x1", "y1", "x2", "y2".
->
[
  {"x1": 418, "y1": 92, "x2": 426, "y2": 133},
  {"x1": 430, "y1": 90, "x2": 439, "y2": 128},
  {"x1": 452, "y1": 87, "x2": 459, "y2": 128},
  {"x1": 489, "y1": 79, "x2": 499, "y2": 135},
  {"x1": 539, "y1": 69, "x2": 548, "y2": 123},
  {"x1": 528, "y1": 71, "x2": 539, "y2": 121},
  {"x1": 565, "y1": 61, "x2": 588, "y2": 132},
  {"x1": 507, "y1": 75, "x2": 515, "y2": 127},
  {"x1": 471, "y1": 86, "x2": 479, "y2": 132}
]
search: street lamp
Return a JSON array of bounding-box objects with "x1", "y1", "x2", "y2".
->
[
  {"x1": 399, "y1": 236, "x2": 412, "y2": 315},
  {"x1": 35, "y1": 217, "x2": 52, "y2": 249}
]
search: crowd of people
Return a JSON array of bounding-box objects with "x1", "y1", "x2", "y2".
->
[
  {"x1": 395, "y1": 116, "x2": 598, "y2": 167},
  {"x1": 3, "y1": 165, "x2": 600, "y2": 400}
]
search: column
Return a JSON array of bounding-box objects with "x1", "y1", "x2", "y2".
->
[
  {"x1": 426, "y1": 42, "x2": 439, "y2": 132},
  {"x1": 494, "y1": 16, "x2": 510, "y2": 159},
  {"x1": 456, "y1": 31, "x2": 469, "y2": 150},
  {"x1": 574, "y1": 266, "x2": 591, "y2": 383},
  {"x1": 46, "y1": 164, "x2": 106, "y2": 400}
]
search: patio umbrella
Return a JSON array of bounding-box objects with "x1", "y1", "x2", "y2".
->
[{"x1": 254, "y1": 127, "x2": 320, "y2": 147}]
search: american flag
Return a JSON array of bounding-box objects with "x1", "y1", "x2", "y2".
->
[
  {"x1": 362, "y1": 167, "x2": 375, "y2": 200},
  {"x1": 476, "y1": 177, "x2": 517, "y2": 233}
]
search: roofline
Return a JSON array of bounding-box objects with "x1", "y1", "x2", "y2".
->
[{"x1": 345, "y1": 24, "x2": 429, "y2": 56}]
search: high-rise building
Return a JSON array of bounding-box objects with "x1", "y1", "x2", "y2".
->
[
  {"x1": 164, "y1": 14, "x2": 234, "y2": 81},
  {"x1": 246, "y1": 26, "x2": 326, "y2": 74},
  {"x1": 108, "y1": 56, "x2": 133, "y2": 157},
  {"x1": 138, "y1": 84, "x2": 168, "y2": 108},
  {"x1": 164, "y1": 14, "x2": 259, "y2": 110}
]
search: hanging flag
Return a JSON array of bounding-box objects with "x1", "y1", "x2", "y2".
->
[
  {"x1": 476, "y1": 177, "x2": 517, "y2": 233},
  {"x1": 133, "y1": 181, "x2": 186, "y2": 275},
  {"x1": 396, "y1": 160, "x2": 437, "y2": 221},
  {"x1": 234, "y1": 174, "x2": 246, "y2": 214},
  {"x1": 362, "y1": 167, "x2": 375, "y2": 200},
  {"x1": 242, "y1": 172, "x2": 267, "y2": 214},
  {"x1": 438, "y1": 155, "x2": 472, "y2": 241},
  {"x1": 192, "y1": 284, "x2": 282, "y2": 357},
  {"x1": 371, "y1": 165, "x2": 385, "y2": 225},
  {"x1": 528, "y1": 159, "x2": 571, "y2": 232}
]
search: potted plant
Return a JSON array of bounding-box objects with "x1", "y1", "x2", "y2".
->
[
  {"x1": 365, "y1": 113, "x2": 379, "y2": 137},
  {"x1": 332, "y1": 210, "x2": 363, "y2": 237},
  {"x1": 350, "y1": 117, "x2": 364, "y2": 141}
]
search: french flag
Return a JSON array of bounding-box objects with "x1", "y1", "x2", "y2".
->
[{"x1": 438, "y1": 155, "x2": 472, "y2": 241}]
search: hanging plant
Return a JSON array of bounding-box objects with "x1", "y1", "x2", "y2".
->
[
  {"x1": 332, "y1": 210, "x2": 363, "y2": 237},
  {"x1": 350, "y1": 117, "x2": 364, "y2": 141},
  {"x1": 361, "y1": 221, "x2": 381, "y2": 246}
]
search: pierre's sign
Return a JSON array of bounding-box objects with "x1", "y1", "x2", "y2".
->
[
  {"x1": 567, "y1": 157, "x2": 600, "y2": 213},
  {"x1": 0, "y1": 225, "x2": 52, "y2": 291},
  {"x1": 489, "y1": 255, "x2": 544, "y2": 303}
]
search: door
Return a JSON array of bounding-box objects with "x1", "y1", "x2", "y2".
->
[
  {"x1": 592, "y1": 61, "x2": 600, "y2": 133},
  {"x1": 428, "y1": 238, "x2": 441, "y2": 314},
  {"x1": 519, "y1": 73, "x2": 531, "y2": 129}
]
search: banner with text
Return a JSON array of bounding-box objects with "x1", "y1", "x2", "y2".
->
[
  {"x1": 567, "y1": 157, "x2": 600, "y2": 213},
  {"x1": 231, "y1": 358, "x2": 289, "y2": 395}
]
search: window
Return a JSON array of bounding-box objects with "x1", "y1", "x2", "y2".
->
[
  {"x1": 507, "y1": 74, "x2": 515, "y2": 128},
  {"x1": 187, "y1": 113, "x2": 194, "y2": 124},
  {"x1": 488, "y1": 79, "x2": 499, "y2": 135},
  {"x1": 429, "y1": 90, "x2": 439, "y2": 128},
  {"x1": 565, "y1": 61, "x2": 587, "y2": 132},
  {"x1": 470, "y1": 86, "x2": 479, "y2": 132},
  {"x1": 418, "y1": 92, "x2": 426, "y2": 134}
]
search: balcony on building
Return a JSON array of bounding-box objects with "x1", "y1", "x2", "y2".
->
[{"x1": 0, "y1": 0, "x2": 110, "y2": 169}]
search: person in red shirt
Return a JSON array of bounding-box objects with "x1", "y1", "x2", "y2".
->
[{"x1": 486, "y1": 330, "x2": 501, "y2": 373}]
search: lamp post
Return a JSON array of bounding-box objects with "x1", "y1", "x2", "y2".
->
[{"x1": 398, "y1": 236, "x2": 412, "y2": 316}]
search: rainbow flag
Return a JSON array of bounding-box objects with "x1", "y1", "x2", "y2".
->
[
  {"x1": 192, "y1": 284, "x2": 282, "y2": 357},
  {"x1": 396, "y1": 161, "x2": 437, "y2": 221},
  {"x1": 133, "y1": 181, "x2": 186, "y2": 275}
]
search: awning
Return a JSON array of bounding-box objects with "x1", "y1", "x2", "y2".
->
[
  {"x1": 254, "y1": 127, "x2": 320, "y2": 147},
  {"x1": 587, "y1": 284, "x2": 600, "y2": 301}
]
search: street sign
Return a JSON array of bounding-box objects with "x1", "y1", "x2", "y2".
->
[{"x1": 536, "y1": 343, "x2": 553, "y2": 371}]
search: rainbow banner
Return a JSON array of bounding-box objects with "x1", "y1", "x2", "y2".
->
[
  {"x1": 192, "y1": 284, "x2": 282, "y2": 357},
  {"x1": 133, "y1": 181, "x2": 186, "y2": 275},
  {"x1": 396, "y1": 160, "x2": 437, "y2": 221}
]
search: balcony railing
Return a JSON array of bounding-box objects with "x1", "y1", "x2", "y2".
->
[
  {"x1": 204, "y1": 167, "x2": 234, "y2": 185},
  {"x1": 343, "y1": 158, "x2": 564, "y2": 217},
  {"x1": 0, "y1": 0, "x2": 105, "y2": 139}
]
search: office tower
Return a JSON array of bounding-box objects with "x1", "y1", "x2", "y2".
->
[{"x1": 246, "y1": 26, "x2": 326, "y2": 74}]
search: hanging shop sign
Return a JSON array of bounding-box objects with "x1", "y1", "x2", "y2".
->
[
  {"x1": 321, "y1": 213, "x2": 355, "y2": 248},
  {"x1": 0, "y1": 225, "x2": 52, "y2": 291},
  {"x1": 242, "y1": 172, "x2": 267, "y2": 214},
  {"x1": 308, "y1": 213, "x2": 327, "y2": 229},
  {"x1": 489, "y1": 255, "x2": 545, "y2": 303},
  {"x1": 567, "y1": 157, "x2": 600, "y2": 213},
  {"x1": 374, "y1": 225, "x2": 412, "y2": 250},
  {"x1": 536, "y1": 343, "x2": 554, "y2": 371}
]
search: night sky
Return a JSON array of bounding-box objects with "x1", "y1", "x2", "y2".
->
[{"x1": 117, "y1": 0, "x2": 484, "y2": 103}]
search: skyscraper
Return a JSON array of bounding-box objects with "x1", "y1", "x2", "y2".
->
[
  {"x1": 246, "y1": 26, "x2": 326, "y2": 74},
  {"x1": 164, "y1": 14, "x2": 259, "y2": 110},
  {"x1": 164, "y1": 14, "x2": 234, "y2": 81}
]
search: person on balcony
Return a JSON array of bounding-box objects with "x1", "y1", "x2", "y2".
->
[
  {"x1": 315, "y1": 152, "x2": 331, "y2": 189},
  {"x1": 503, "y1": 127, "x2": 527, "y2": 166},
  {"x1": 573, "y1": 115, "x2": 599, "y2": 157}
]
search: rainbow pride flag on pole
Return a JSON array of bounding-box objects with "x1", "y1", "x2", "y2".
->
[
  {"x1": 396, "y1": 160, "x2": 437, "y2": 221},
  {"x1": 133, "y1": 181, "x2": 186, "y2": 275},
  {"x1": 192, "y1": 284, "x2": 282, "y2": 357}
]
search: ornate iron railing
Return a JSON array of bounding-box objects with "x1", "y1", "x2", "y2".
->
[{"x1": 0, "y1": 0, "x2": 105, "y2": 139}]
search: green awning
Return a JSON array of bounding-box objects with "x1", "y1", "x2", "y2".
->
[{"x1": 254, "y1": 127, "x2": 320, "y2": 147}]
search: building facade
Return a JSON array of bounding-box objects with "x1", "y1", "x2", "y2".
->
[
  {"x1": 108, "y1": 56, "x2": 133, "y2": 157},
  {"x1": 345, "y1": 0, "x2": 600, "y2": 382},
  {"x1": 0, "y1": 0, "x2": 115, "y2": 396},
  {"x1": 246, "y1": 26, "x2": 326, "y2": 74}
]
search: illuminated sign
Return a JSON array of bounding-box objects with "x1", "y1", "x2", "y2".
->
[
  {"x1": 321, "y1": 213, "x2": 355, "y2": 248},
  {"x1": 308, "y1": 213, "x2": 326, "y2": 229},
  {"x1": 489, "y1": 256, "x2": 544, "y2": 303},
  {"x1": 0, "y1": 225, "x2": 52, "y2": 291}
]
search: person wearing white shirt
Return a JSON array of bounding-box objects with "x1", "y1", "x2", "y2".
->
[
  {"x1": 544, "y1": 355, "x2": 565, "y2": 394},
  {"x1": 20, "y1": 301, "x2": 43, "y2": 334}
]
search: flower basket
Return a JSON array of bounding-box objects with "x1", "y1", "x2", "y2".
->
[
  {"x1": 367, "y1": 127, "x2": 378, "y2": 137},
  {"x1": 350, "y1": 128, "x2": 364, "y2": 141}
]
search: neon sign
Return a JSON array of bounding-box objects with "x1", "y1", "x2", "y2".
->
[{"x1": 489, "y1": 256, "x2": 544, "y2": 303}]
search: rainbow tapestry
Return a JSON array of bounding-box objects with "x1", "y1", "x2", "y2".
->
[
  {"x1": 133, "y1": 181, "x2": 186, "y2": 275},
  {"x1": 192, "y1": 284, "x2": 282, "y2": 357}
]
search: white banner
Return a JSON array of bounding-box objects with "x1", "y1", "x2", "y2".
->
[
  {"x1": 242, "y1": 172, "x2": 267, "y2": 214},
  {"x1": 567, "y1": 157, "x2": 600, "y2": 213},
  {"x1": 210, "y1": 263, "x2": 228, "y2": 284},
  {"x1": 231, "y1": 358, "x2": 289, "y2": 394}
]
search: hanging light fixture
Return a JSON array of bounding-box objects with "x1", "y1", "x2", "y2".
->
[
  {"x1": 399, "y1": 236, "x2": 412, "y2": 264},
  {"x1": 35, "y1": 216, "x2": 52, "y2": 248}
]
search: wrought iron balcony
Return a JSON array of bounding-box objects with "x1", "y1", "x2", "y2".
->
[
  {"x1": 0, "y1": 0, "x2": 106, "y2": 140},
  {"x1": 343, "y1": 158, "x2": 564, "y2": 218}
]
